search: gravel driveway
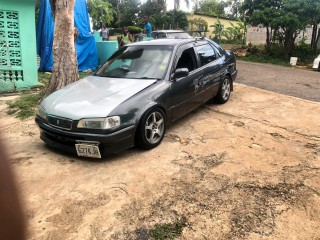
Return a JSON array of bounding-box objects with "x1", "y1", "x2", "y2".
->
[{"x1": 237, "y1": 61, "x2": 320, "y2": 102}]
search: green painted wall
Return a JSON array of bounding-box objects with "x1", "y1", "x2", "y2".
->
[{"x1": 0, "y1": 0, "x2": 38, "y2": 92}]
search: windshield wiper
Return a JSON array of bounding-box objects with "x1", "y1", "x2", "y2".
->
[
  {"x1": 95, "y1": 74, "x2": 122, "y2": 78},
  {"x1": 139, "y1": 77, "x2": 161, "y2": 80}
]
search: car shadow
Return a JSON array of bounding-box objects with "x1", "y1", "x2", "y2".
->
[{"x1": 43, "y1": 143, "x2": 147, "y2": 163}]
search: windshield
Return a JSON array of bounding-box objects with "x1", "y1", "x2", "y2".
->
[{"x1": 96, "y1": 45, "x2": 173, "y2": 79}]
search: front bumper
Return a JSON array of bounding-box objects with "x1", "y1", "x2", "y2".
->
[{"x1": 35, "y1": 117, "x2": 136, "y2": 156}]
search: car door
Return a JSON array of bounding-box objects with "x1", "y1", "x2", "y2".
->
[
  {"x1": 170, "y1": 44, "x2": 203, "y2": 121},
  {"x1": 195, "y1": 43, "x2": 224, "y2": 101}
]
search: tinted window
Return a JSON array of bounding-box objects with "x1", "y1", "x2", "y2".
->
[
  {"x1": 175, "y1": 47, "x2": 197, "y2": 72},
  {"x1": 155, "y1": 32, "x2": 167, "y2": 38},
  {"x1": 208, "y1": 39, "x2": 225, "y2": 55},
  {"x1": 167, "y1": 32, "x2": 191, "y2": 38},
  {"x1": 210, "y1": 44, "x2": 222, "y2": 58},
  {"x1": 196, "y1": 44, "x2": 217, "y2": 66}
]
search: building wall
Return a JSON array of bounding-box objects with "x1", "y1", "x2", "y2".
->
[
  {"x1": 247, "y1": 25, "x2": 315, "y2": 45},
  {"x1": 187, "y1": 13, "x2": 239, "y2": 38},
  {"x1": 0, "y1": 0, "x2": 38, "y2": 92}
]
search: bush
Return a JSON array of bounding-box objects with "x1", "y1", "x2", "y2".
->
[
  {"x1": 109, "y1": 28, "x2": 122, "y2": 36},
  {"x1": 127, "y1": 26, "x2": 143, "y2": 34},
  {"x1": 269, "y1": 43, "x2": 285, "y2": 58},
  {"x1": 293, "y1": 43, "x2": 319, "y2": 64},
  {"x1": 247, "y1": 44, "x2": 260, "y2": 55},
  {"x1": 237, "y1": 42, "x2": 320, "y2": 66}
]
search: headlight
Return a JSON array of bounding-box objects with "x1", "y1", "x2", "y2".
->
[
  {"x1": 77, "y1": 116, "x2": 121, "y2": 130},
  {"x1": 36, "y1": 106, "x2": 47, "y2": 120}
]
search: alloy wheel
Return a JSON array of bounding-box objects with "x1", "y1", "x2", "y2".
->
[{"x1": 144, "y1": 111, "x2": 165, "y2": 144}]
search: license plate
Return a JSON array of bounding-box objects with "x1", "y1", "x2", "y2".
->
[{"x1": 75, "y1": 144, "x2": 101, "y2": 158}]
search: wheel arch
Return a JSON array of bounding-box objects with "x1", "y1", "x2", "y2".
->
[
  {"x1": 225, "y1": 73, "x2": 233, "y2": 91},
  {"x1": 134, "y1": 103, "x2": 167, "y2": 140},
  {"x1": 221, "y1": 72, "x2": 233, "y2": 91}
]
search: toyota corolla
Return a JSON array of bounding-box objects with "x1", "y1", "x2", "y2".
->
[{"x1": 35, "y1": 38, "x2": 237, "y2": 158}]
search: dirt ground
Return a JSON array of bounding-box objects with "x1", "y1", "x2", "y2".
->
[{"x1": 1, "y1": 83, "x2": 320, "y2": 240}]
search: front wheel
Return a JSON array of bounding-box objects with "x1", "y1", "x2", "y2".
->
[
  {"x1": 136, "y1": 108, "x2": 166, "y2": 149},
  {"x1": 214, "y1": 76, "x2": 231, "y2": 104}
]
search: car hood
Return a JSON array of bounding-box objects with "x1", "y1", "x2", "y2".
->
[{"x1": 41, "y1": 76, "x2": 157, "y2": 120}]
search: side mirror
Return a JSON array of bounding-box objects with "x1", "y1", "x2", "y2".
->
[{"x1": 172, "y1": 68, "x2": 189, "y2": 79}]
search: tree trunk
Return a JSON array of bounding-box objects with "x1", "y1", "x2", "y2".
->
[
  {"x1": 44, "y1": 0, "x2": 78, "y2": 98},
  {"x1": 284, "y1": 29, "x2": 296, "y2": 58},
  {"x1": 266, "y1": 26, "x2": 271, "y2": 54},
  {"x1": 272, "y1": 28, "x2": 278, "y2": 44},
  {"x1": 311, "y1": 24, "x2": 317, "y2": 49},
  {"x1": 316, "y1": 27, "x2": 320, "y2": 51}
]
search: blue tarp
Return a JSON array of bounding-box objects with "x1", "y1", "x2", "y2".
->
[{"x1": 36, "y1": 0, "x2": 98, "y2": 72}]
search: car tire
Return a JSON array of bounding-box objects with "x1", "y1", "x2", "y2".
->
[
  {"x1": 214, "y1": 76, "x2": 232, "y2": 104},
  {"x1": 136, "y1": 107, "x2": 166, "y2": 149}
]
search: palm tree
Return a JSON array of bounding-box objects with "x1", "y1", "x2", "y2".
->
[{"x1": 174, "y1": 0, "x2": 190, "y2": 10}]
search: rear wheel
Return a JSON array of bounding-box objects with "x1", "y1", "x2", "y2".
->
[
  {"x1": 215, "y1": 76, "x2": 231, "y2": 104},
  {"x1": 136, "y1": 108, "x2": 166, "y2": 149}
]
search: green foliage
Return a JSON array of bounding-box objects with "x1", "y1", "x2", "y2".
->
[
  {"x1": 224, "y1": 0, "x2": 243, "y2": 18},
  {"x1": 148, "y1": 218, "x2": 187, "y2": 240},
  {"x1": 195, "y1": 0, "x2": 226, "y2": 16},
  {"x1": 294, "y1": 43, "x2": 320, "y2": 64},
  {"x1": 109, "y1": 28, "x2": 122, "y2": 36},
  {"x1": 188, "y1": 17, "x2": 209, "y2": 31},
  {"x1": 151, "y1": 10, "x2": 188, "y2": 30},
  {"x1": 127, "y1": 26, "x2": 143, "y2": 34},
  {"x1": 211, "y1": 18, "x2": 223, "y2": 41},
  {"x1": 221, "y1": 19, "x2": 247, "y2": 44},
  {"x1": 140, "y1": 0, "x2": 166, "y2": 18},
  {"x1": 240, "y1": 54, "x2": 290, "y2": 66},
  {"x1": 5, "y1": 72, "x2": 49, "y2": 119},
  {"x1": 241, "y1": 42, "x2": 320, "y2": 66},
  {"x1": 87, "y1": 0, "x2": 115, "y2": 29},
  {"x1": 5, "y1": 72, "x2": 94, "y2": 120},
  {"x1": 242, "y1": 0, "x2": 320, "y2": 56},
  {"x1": 117, "y1": 0, "x2": 141, "y2": 27},
  {"x1": 6, "y1": 91, "x2": 44, "y2": 119},
  {"x1": 79, "y1": 71, "x2": 95, "y2": 79}
]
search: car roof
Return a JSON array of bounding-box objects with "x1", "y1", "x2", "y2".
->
[
  {"x1": 153, "y1": 30, "x2": 186, "y2": 33},
  {"x1": 126, "y1": 38, "x2": 207, "y2": 47}
]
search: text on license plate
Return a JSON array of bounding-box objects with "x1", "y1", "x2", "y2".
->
[{"x1": 75, "y1": 144, "x2": 101, "y2": 158}]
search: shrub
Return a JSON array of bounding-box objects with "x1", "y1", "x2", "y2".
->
[
  {"x1": 293, "y1": 43, "x2": 319, "y2": 64},
  {"x1": 109, "y1": 28, "x2": 122, "y2": 36},
  {"x1": 127, "y1": 26, "x2": 143, "y2": 34}
]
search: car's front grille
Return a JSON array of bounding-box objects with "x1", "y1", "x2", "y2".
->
[{"x1": 47, "y1": 116, "x2": 73, "y2": 130}]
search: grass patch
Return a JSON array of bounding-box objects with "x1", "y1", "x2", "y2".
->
[
  {"x1": 38, "y1": 72, "x2": 51, "y2": 87},
  {"x1": 5, "y1": 72, "x2": 50, "y2": 119},
  {"x1": 5, "y1": 71, "x2": 94, "y2": 120},
  {"x1": 238, "y1": 55, "x2": 291, "y2": 66},
  {"x1": 79, "y1": 71, "x2": 95, "y2": 79},
  {"x1": 148, "y1": 218, "x2": 187, "y2": 240},
  {"x1": 6, "y1": 90, "x2": 45, "y2": 119}
]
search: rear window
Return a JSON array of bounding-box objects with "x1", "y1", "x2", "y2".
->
[
  {"x1": 167, "y1": 32, "x2": 191, "y2": 38},
  {"x1": 153, "y1": 32, "x2": 191, "y2": 39},
  {"x1": 154, "y1": 32, "x2": 167, "y2": 38},
  {"x1": 196, "y1": 44, "x2": 218, "y2": 66}
]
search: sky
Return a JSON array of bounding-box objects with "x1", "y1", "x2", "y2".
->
[
  {"x1": 141, "y1": 0, "x2": 195, "y2": 12},
  {"x1": 166, "y1": 0, "x2": 194, "y2": 12}
]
